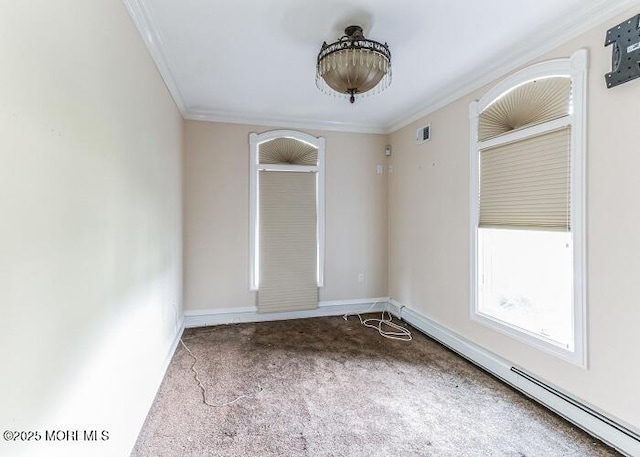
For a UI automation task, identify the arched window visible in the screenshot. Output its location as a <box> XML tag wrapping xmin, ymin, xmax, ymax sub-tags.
<box><xmin>249</xmin><ymin>130</ymin><xmax>325</xmax><ymax>313</ymax></box>
<box><xmin>469</xmin><ymin>50</ymin><xmax>587</xmax><ymax>366</ymax></box>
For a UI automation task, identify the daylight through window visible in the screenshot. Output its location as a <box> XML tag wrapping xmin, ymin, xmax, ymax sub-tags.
<box><xmin>469</xmin><ymin>50</ymin><xmax>587</xmax><ymax>365</ymax></box>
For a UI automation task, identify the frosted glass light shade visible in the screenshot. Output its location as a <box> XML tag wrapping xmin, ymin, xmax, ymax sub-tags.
<box><xmin>316</xmin><ymin>26</ymin><xmax>391</xmax><ymax>103</ymax></box>
<box><xmin>319</xmin><ymin>48</ymin><xmax>389</xmax><ymax>94</ymax></box>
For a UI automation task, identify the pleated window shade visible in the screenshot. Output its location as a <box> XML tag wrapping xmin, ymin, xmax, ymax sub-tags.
<box><xmin>259</xmin><ymin>137</ymin><xmax>318</xmax><ymax>165</ymax></box>
<box><xmin>478</xmin><ymin>77</ymin><xmax>571</xmax><ymax>141</ymax></box>
<box><xmin>258</xmin><ymin>171</ymin><xmax>318</xmax><ymax>312</ymax></box>
<box><xmin>479</xmin><ymin>127</ymin><xmax>571</xmax><ymax>231</ymax></box>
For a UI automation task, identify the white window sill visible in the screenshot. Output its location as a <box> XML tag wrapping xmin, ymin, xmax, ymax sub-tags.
<box><xmin>471</xmin><ymin>310</ymin><xmax>587</xmax><ymax>368</ymax></box>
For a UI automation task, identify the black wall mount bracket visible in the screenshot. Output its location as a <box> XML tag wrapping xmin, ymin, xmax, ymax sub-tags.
<box><xmin>604</xmin><ymin>14</ymin><xmax>640</xmax><ymax>88</ymax></box>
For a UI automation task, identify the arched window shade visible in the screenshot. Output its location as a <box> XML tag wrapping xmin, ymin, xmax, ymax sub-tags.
<box><xmin>469</xmin><ymin>50</ymin><xmax>588</xmax><ymax>366</ymax></box>
<box><xmin>259</xmin><ymin>137</ymin><xmax>318</xmax><ymax>165</ymax></box>
<box><xmin>249</xmin><ymin>130</ymin><xmax>326</xmax><ymax>313</ymax></box>
<box><xmin>478</xmin><ymin>77</ymin><xmax>571</xmax><ymax>141</ymax></box>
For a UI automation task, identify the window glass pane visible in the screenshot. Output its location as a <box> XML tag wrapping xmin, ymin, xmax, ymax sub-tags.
<box><xmin>478</xmin><ymin>228</ymin><xmax>573</xmax><ymax>349</ymax></box>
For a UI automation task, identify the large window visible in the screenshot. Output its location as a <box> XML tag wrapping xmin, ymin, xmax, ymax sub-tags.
<box><xmin>469</xmin><ymin>50</ymin><xmax>587</xmax><ymax>366</ymax></box>
<box><xmin>249</xmin><ymin>130</ymin><xmax>325</xmax><ymax>313</ymax></box>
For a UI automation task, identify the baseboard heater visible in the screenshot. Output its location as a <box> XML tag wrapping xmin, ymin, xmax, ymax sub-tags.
<box><xmin>393</xmin><ymin>303</ymin><xmax>640</xmax><ymax>455</ymax></box>
<box><xmin>510</xmin><ymin>367</ymin><xmax>640</xmax><ymax>445</ymax></box>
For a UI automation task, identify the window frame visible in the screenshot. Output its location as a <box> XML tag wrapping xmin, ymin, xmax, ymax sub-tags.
<box><xmin>249</xmin><ymin>130</ymin><xmax>326</xmax><ymax>291</ymax></box>
<box><xmin>469</xmin><ymin>50</ymin><xmax>588</xmax><ymax>367</ymax></box>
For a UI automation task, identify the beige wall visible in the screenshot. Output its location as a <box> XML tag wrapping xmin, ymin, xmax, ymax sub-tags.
<box><xmin>0</xmin><ymin>1</ymin><xmax>183</xmax><ymax>456</ymax></box>
<box><xmin>389</xmin><ymin>7</ymin><xmax>640</xmax><ymax>430</ymax></box>
<box><xmin>184</xmin><ymin>121</ymin><xmax>388</xmax><ymax>311</ymax></box>
<box><xmin>2</xmin><ymin>1</ymin><xmax>636</xmax><ymax>454</ymax></box>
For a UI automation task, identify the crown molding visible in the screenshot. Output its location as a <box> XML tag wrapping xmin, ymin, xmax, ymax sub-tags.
<box><xmin>184</xmin><ymin>109</ymin><xmax>389</xmax><ymax>135</ymax></box>
<box><xmin>121</xmin><ymin>0</ymin><xmax>188</xmax><ymax>115</ymax></box>
<box><xmin>387</xmin><ymin>0</ymin><xmax>640</xmax><ymax>133</ymax></box>
<box><xmin>125</xmin><ymin>0</ymin><xmax>639</xmax><ymax>135</ymax></box>
<box><xmin>123</xmin><ymin>0</ymin><xmax>386</xmax><ymax>134</ymax></box>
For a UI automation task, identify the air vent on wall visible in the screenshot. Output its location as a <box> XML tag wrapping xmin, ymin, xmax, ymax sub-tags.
<box><xmin>416</xmin><ymin>124</ymin><xmax>431</xmax><ymax>144</ymax></box>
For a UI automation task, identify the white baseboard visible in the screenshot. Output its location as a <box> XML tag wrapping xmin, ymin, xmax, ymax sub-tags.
<box><xmin>389</xmin><ymin>299</ymin><xmax>640</xmax><ymax>457</ymax></box>
<box><xmin>184</xmin><ymin>297</ymin><xmax>390</xmax><ymax>328</ymax></box>
<box><xmin>165</xmin><ymin>316</ymin><xmax>185</xmax><ymax>371</ymax></box>
<box><xmin>127</xmin><ymin>317</ymin><xmax>185</xmax><ymax>456</ymax></box>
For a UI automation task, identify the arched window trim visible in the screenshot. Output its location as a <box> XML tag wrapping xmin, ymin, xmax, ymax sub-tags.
<box><xmin>249</xmin><ymin>130</ymin><xmax>326</xmax><ymax>291</ymax></box>
<box><xmin>469</xmin><ymin>49</ymin><xmax>588</xmax><ymax>367</ymax></box>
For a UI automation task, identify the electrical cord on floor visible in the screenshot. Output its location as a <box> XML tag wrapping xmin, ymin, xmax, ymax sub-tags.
<box><xmin>343</xmin><ymin>302</ymin><xmax>412</xmax><ymax>341</ymax></box>
<box><xmin>180</xmin><ymin>339</ymin><xmax>263</xmax><ymax>407</ymax></box>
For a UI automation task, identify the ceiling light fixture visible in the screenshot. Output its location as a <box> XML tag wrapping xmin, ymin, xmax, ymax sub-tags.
<box><xmin>316</xmin><ymin>25</ymin><xmax>391</xmax><ymax>104</ymax></box>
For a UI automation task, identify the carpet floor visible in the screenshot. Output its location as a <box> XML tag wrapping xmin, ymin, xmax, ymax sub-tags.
<box><xmin>131</xmin><ymin>315</ymin><xmax>620</xmax><ymax>457</ymax></box>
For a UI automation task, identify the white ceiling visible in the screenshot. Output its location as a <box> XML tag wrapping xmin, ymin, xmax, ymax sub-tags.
<box><xmin>125</xmin><ymin>0</ymin><xmax>636</xmax><ymax>133</ymax></box>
